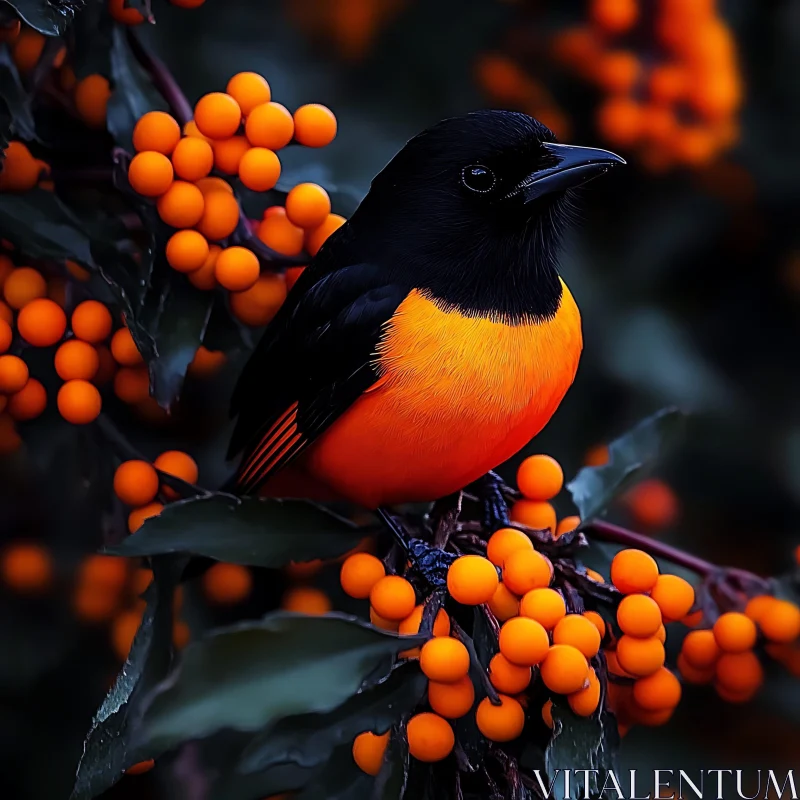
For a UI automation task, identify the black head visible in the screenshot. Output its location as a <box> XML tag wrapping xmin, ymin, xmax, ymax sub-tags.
<box><xmin>341</xmin><ymin>110</ymin><xmax>624</xmax><ymax>322</ymax></box>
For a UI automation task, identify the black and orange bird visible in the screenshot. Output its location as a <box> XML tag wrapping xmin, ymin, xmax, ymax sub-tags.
<box><xmin>227</xmin><ymin>111</ymin><xmax>623</xmax><ymax>523</ymax></box>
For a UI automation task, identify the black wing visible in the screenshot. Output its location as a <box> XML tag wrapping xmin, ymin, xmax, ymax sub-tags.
<box><xmin>227</xmin><ymin>262</ymin><xmax>408</xmax><ymax>494</ymax></box>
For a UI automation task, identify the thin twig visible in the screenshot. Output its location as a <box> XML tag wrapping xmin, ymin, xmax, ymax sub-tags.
<box><xmin>452</xmin><ymin>620</ymin><xmax>500</xmax><ymax>705</ymax></box>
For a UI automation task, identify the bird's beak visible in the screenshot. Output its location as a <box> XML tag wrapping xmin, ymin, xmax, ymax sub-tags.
<box><xmin>521</xmin><ymin>143</ymin><xmax>625</xmax><ymax>203</ymax></box>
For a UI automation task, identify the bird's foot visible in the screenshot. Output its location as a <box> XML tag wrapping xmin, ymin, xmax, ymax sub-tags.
<box><xmin>470</xmin><ymin>471</ymin><xmax>511</xmax><ymax>533</ymax></box>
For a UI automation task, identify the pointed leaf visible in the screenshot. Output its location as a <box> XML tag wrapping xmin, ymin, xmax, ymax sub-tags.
<box><xmin>137</xmin><ymin>613</ymin><xmax>426</xmax><ymax>755</ymax></box>
<box><xmin>239</xmin><ymin>662</ymin><xmax>426</xmax><ymax>774</ymax></box>
<box><xmin>566</xmin><ymin>407</ymin><xmax>685</xmax><ymax>523</ymax></box>
<box><xmin>6</xmin><ymin>0</ymin><xmax>82</xmax><ymax>35</ymax></box>
<box><xmin>0</xmin><ymin>49</ymin><xmax>35</xmax><ymax>140</ymax></box>
<box><xmin>71</xmin><ymin>557</ymin><xmax>185</xmax><ymax>800</ymax></box>
<box><xmin>105</xmin><ymin>493</ymin><xmax>367</xmax><ymax>567</ymax></box>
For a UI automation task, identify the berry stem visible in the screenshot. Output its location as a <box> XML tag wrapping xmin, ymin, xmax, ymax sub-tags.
<box><xmin>451</xmin><ymin>619</ymin><xmax>501</xmax><ymax>705</ymax></box>
<box><xmin>126</xmin><ymin>29</ymin><xmax>193</xmax><ymax>126</ymax></box>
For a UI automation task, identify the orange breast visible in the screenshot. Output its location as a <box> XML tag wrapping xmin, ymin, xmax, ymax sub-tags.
<box><xmin>304</xmin><ymin>282</ymin><xmax>583</xmax><ymax>507</ymax></box>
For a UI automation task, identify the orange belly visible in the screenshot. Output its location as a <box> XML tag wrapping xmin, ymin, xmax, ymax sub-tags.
<box><xmin>272</xmin><ymin>282</ymin><xmax>583</xmax><ymax>508</ymax></box>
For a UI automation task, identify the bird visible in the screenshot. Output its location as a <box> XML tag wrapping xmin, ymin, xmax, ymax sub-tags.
<box><xmin>227</xmin><ymin>110</ymin><xmax>623</xmax><ymax>517</ymax></box>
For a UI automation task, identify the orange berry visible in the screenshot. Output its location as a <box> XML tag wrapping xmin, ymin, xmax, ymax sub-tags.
<box><xmin>552</xmin><ymin>613</ymin><xmax>602</xmax><ymax>658</ymax></box>
<box><xmin>715</xmin><ymin>651</ymin><xmax>763</xmax><ymax>694</ymax></box>
<box><xmin>71</xmin><ymin>300</ymin><xmax>113</xmax><ymax>343</ymax></box>
<box><xmin>285</xmin><ymin>183</ymin><xmax>331</xmax><ymax>229</ymax></box>
<box><xmin>114</xmin><ymin>367</ymin><xmax>149</xmax><ymax>404</ymax></box>
<box><xmin>625</xmin><ymin>479</ymin><xmax>679</xmax><ymax>528</ymax></box>
<box><xmin>0</xmin><ymin>302</ymin><xmax>11</xmax><ymax>326</ymax></box>
<box><xmin>214</xmin><ymin>246</ymin><xmax>260</xmax><ymax>292</ymax></box>
<box><xmin>610</xmin><ymin>549</ymin><xmax>659</xmax><ymax>594</ymax></box>
<box><xmin>281</xmin><ymin>586</ymin><xmax>331</xmax><ymax>615</ymax></box>
<box><xmin>11</xmin><ymin>29</ymin><xmax>44</xmax><ymax>73</ymax></box>
<box><xmin>188</xmin><ymin>245</ymin><xmax>220</xmax><ymax>291</ymax></box>
<box><xmin>501</xmin><ymin>548</ymin><xmax>552</xmax><ymax>595</ymax></box>
<box><xmin>166</xmin><ymin>230</ymin><xmax>209</xmax><ymax>273</ymax></box>
<box><xmin>486</xmin><ymin>527</ymin><xmax>533</xmax><ymax>567</ymax></box>
<box><xmin>516</xmin><ymin>454</ymin><xmax>563</xmax><ymax>501</ymax></box>
<box><xmin>128</xmin><ymin>502</ymin><xmax>164</xmax><ymax>533</ymax></box>
<box><xmin>541</xmin><ymin>644</ymin><xmax>590</xmax><ymax>694</ymax></box>
<box><xmin>583</xmin><ymin>610</ymin><xmax>606</xmax><ymax>639</ymax></box>
<box><xmin>447</xmin><ymin>555</ymin><xmax>498</xmax><ymax>605</ymax></box>
<box><xmin>57</xmin><ymin>379</ymin><xmax>102</xmax><ymax>424</ymax></box>
<box><xmin>110</xmin><ymin>328</ymin><xmax>143</xmax><ymax>366</ymax></box>
<box><xmin>681</xmin><ymin>629</ymin><xmax>720</xmax><ymax>669</ymax></box>
<box><xmin>73</xmin><ymin>583</ymin><xmax>121</xmax><ymax>623</ymax></box>
<box><xmin>597</xmin><ymin>51</ymin><xmax>641</xmax><ymax>94</ymax></box>
<box><xmin>293</xmin><ymin>104</ymin><xmax>337</xmax><ymax>148</ymax></box>
<box><xmin>398</xmin><ymin>605</ymin><xmax>450</xmax><ymax>637</ymax></box>
<box><xmin>340</xmin><ymin>552</ymin><xmax>386</xmax><ymax>599</ymax></box>
<box><xmin>542</xmin><ymin>699</ymin><xmax>554</xmax><ymax>728</ymax></box>
<box><xmin>128</xmin><ymin>151</ymin><xmax>173</xmax><ymax>197</ymax></box>
<box><xmin>715</xmin><ymin>682</ymin><xmax>759</xmax><ymax>704</ymax></box>
<box><xmin>171</xmin><ymin>136</ymin><xmax>214</xmax><ymax>182</ymax></box>
<box><xmin>488</xmin><ymin>583</ymin><xmax>520</xmax><ymax>622</ymax></box>
<box><xmin>109</xmin><ymin>0</ymin><xmax>145</xmax><ymax>24</ymax></box>
<box><xmin>519</xmin><ymin>587</ymin><xmax>566</xmax><ymax>630</ymax></box>
<box><xmin>113</xmin><ymin>460</ymin><xmax>159</xmax><ymax>507</ymax></box>
<box><xmin>75</xmin><ymin>75</ymin><xmax>111</xmax><ymax>129</ymax></box>
<box><xmin>0</xmin><ymin>319</ymin><xmax>11</xmax><ymax>354</ymax></box>
<box><xmin>194</xmin><ymin>92</ymin><xmax>242</xmax><ymax>140</ymax></box>
<box><xmin>94</xmin><ymin>345</ymin><xmax>116</xmax><ymax>386</ymax></box>
<box><xmin>476</xmin><ymin>694</ymin><xmax>525</xmax><ymax>742</ymax></box>
<box><xmin>0</xmin><ymin>355</ymin><xmax>29</xmax><ymax>394</ymax></box>
<box><xmin>4</xmin><ymin>267</ymin><xmax>46</xmax><ymax>309</ymax></box>
<box><xmin>202</xmin><ymin>563</ymin><xmax>253</xmax><ymax>605</ymax></box>
<box><xmin>55</xmin><ymin>340</ymin><xmax>99</xmax><ymax>381</ymax></box>
<box><xmin>0</xmin><ymin>414</ymin><xmax>20</xmax><ymax>454</ymax></box>
<box><xmin>427</xmin><ymin>675</ymin><xmax>474</xmax><ymax>719</ymax></box>
<box><xmin>676</xmin><ymin>653</ymin><xmax>715</xmax><ymax>684</ymax></box>
<box><xmin>488</xmin><ymin>653</ymin><xmax>531</xmax><ymax>694</ymax></box>
<box><xmin>154</xmin><ymin>450</ymin><xmax>198</xmax><ymax>496</ymax></box>
<box><xmin>196</xmin><ymin>176</ymin><xmax>233</xmax><ymax>195</ymax></box>
<box><xmin>650</xmin><ymin>574</ymin><xmax>695</xmax><ymax>621</ymax></box>
<box><xmin>744</xmin><ymin>594</ymin><xmax>773</xmax><ymax>623</ymax></box>
<box><xmin>369</xmin><ymin>607</ymin><xmax>399</xmax><ymax>631</ymax></box>
<box><xmin>2</xmin><ymin>543</ymin><xmax>53</xmax><ymax>593</ymax></box>
<box><xmin>213</xmin><ymin>136</ymin><xmax>250</xmax><ymax>175</ymax></box>
<box><xmin>257</xmin><ymin>211</ymin><xmax>305</xmax><ymax>257</ymax></box>
<box><xmin>229</xmin><ymin>273</ymin><xmax>287</xmax><ymax>327</ymax></box>
<box><xmin>406</xmin><ymin>712</ymin><xmax>454</xmax><ymax>762</ymax></box>
<box><xmin>617</xmin><ymin>594</ymin><xmax>663</xmax><ymax>638</ymax></box>
<box><xmin>0</xmin><ymin>141</ymin><xmax>40</xmax><ymax>191</ymax></box>
<box><xmin>556</xmin><ymin>516</ymin><xmax>580</xmax><ymax>537</ymax></box>
<box><xmin>245</xmin><ymin>102</ymin><xmax>294</xmax><ymax>150</ymax></box>
<box><xmin>112</xmin><ymin>609</ymin><xmax>142</xmax><ymax>660</ymax></box>
<box><xmin>226</xmin><ymin>72</ymin><xmax>271</xmax><ymax>117</ymax></box>
<box><xmin>197</xmin><ymin>190</ymin><xmax>240</xmax><ymax>241</ymax></box>
<box><xmin>509</xmin><ymin>500</ymin><xmax>557</xmax><ymax>532</ymax></box>
<box><xmin>616</xmin><ymin>635</ymin><xmax>665</xmax><ymax>677</ymax></box>
<box><xmin>7</xmin><ymin>378</ymin><xmax>46</xmax><ymax>421</ymax></box>
<box><xmin>237</xmin><ymin>146</ymin><xmax>281</xmax><ymax>191</ymax></box>
<box><xmin>17</xmin><ymin>298</ymin><xmax>66</xmax><ymax>346</ymax></box>
<box><xmin>649</xmin><ymin>64</ymin><xmax>687</xmax><ymax>104</ymax></box>
<box><xmin>133</xmin><ymin>111</ymin><xmax>181</xmax><ymax>155</ymax></box>
<box><xmin>713</xmin><ymin>612</ymin><xmax>757</xmax><ymax>653</ymax></box>
<box><xmin>596</xmin><ymin>97</ymin><xmax>643</xmax><ymax>148</ymax></box>
<box><xmin>420</xmin><ymin>637</ymin><xmax>470</xmax><ymax>683</ymax></box>
<box><xmin>187</xmin><ymin>346</ymin><xmax>225</xmax><ymax>378</ymax></box>
<box><xmin>352</xmin><ymin>731</ymin><xmax>389</xmax><ymax>776</ymax></box>
<box><xmin>78</xmin><ymin>554</ymin><xmax>128</xmax><ymax>592</ymax></box>
<box><xmin>305</xmin><ymin>213</ymin><xmax>346</xmax><ymax>256</ymax></box>
<box><xmin>157</xmin><ymin>181</ymin><xmax>205</xmax><ymax>229</ymax></box>
<box><xmin>369</xmin><ymin>575</ymin><xmax>415</xmax><ymax>621</ymax></box>
<box><xmin>569</xmin><ymin>668</ymin><xmax>601</xmax><ymax>716</ymax></box>
<box><xmin>633</xmin><ymin>667</ymin><xmax>681</xmax><ymax>711</ymax></box>
<box><xmin>589</xmin><ymin>0</ymin><xmax>638</xmax><ymax>34</ymax></box>
<box><xmin>751</xmin><ymin>597</ymin><xmax>800</xmax><ymax>643</ymax></box>
<box><xmin>498</xmin><ymin>616</ymin><xmax>549</xmax><ymax>666</ymax></box>
<box><xmin>683</xmin><ymin>609</ymin><xmax>704</xmax><ymax>627</ymax></box>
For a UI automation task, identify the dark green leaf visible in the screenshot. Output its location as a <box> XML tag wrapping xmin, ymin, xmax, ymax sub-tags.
<box><xmin>212</xmin><ymin>760</ymin><xmax>315</xmax><ymax>800</ymax></box>
<box><xmin>107</xmin><ymin>25</ymin><xmax>166</xmax><ymax>151</ymax></box>
<box><xmin>239</xmin><ymin>662</ymin><xmax>426</xmax><ymax>774</ymax></box>
<box><xmin>137</xmin><ymin>613</ymin><xmax>426</xmax><ymax>756</ymax></box>
<box><xmin>6</xmin><ymin>0</ymin><xmax>81</xmax><ymax>35</ymax></box>
<box><xmin>71</xmin><ymin>557</ymin><xmax>185</xmax><ymax>800</ymax></box>
<box><xmin>147</xmin><ymin>280</ymin><xmax>214</xmax><ymax>407</ymax></box>
<box><xmin>294</xmin><ymin>742</ymin><xmax>374</xmax><ymax>800</ymax></box>
<box><xmin>566</xmin><ymin>407</ymin><xmax>685</xmax><ymax>523</ymax></box>
<box><xmin>0</xmin><ymin>49</ymin><xmax>36</xmax><ymax>140</ymax></box>
<box><xmin>105</xmin><ymin>493</ymin><xmax>367</xmax><ymax>567</ymax></box>
<box><xmin>544</xmin><ymin>703</ymin><xmax>620</xmax><ymax>800</ymax></box>
<box><xmin>371</xmin><ymin>726</ymin><xmax>409</xmax><ymax>800</ymax></box>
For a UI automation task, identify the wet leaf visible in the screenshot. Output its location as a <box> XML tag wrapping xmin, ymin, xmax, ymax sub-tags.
<box><xmin>105</xmin><ymin>493</ymin><xmax>366</xmax><ymax>567</ymax></box>
<box><xmin>6</xmin><ymin>0</ymin><xmax>82</xmax><ymax>35</ymax></box>
<box><xmin>566</xmin><ymin>407</ymin><xmax>685</xmax><ymax>523</ymax></box>
<box><xmin>71</xmin><ymin>557</ymin><xmax>185</xmax><ymax>800</ymax></box>
<box><xmin>136</xmin><ymin>613</ymin><xmax>425</xmax><ymax>756</ymax></box>
<box><xmin>0</xmin><ymin>49</ymin><xmax>35</xmax><ymax>140</ymax></box>
<box><xmin>239</xmin><ymin>662</ymin><xmax>426</xmax><ymax>774</ymax></box>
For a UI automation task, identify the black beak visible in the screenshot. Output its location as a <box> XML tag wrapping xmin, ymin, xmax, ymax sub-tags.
<box><xmin>521</xmin><ymin>143</ymin><xmax>625</xmax><ymax>203</ymax></box>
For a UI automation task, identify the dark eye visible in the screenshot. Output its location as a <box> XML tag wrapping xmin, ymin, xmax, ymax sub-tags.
<box><xmin>461</xmin><ymin>164</ymin><xmax>496</xmax><ymax>193</ymax></box>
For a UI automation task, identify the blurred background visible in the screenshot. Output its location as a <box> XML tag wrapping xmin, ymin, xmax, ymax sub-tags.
<box><xmin>1</xmin><ymin>0</ymin><xmax>799</xmax><ymax>796</ymax></box>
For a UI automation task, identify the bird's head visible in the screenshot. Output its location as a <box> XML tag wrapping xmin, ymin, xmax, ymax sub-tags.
<box><xmin>346</xmin><ymin>110</ymin><xmax>624</xmax><ymax>319</ymax></box>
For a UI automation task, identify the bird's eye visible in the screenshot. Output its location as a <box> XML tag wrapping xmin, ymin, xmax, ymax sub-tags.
<box><xmin>461</xmin><ymin>164</ymin><xmax>496</xmax><ymax>193</ymax></box>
